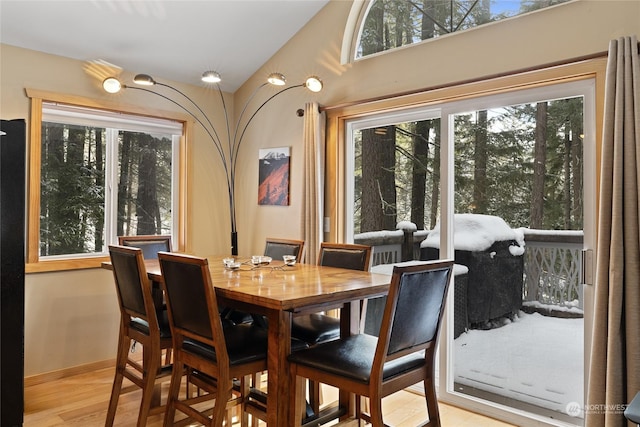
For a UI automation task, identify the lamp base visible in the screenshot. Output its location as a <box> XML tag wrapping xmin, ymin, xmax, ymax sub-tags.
<box><xmin>231</xmin><ymin>231</ymin><xmax>238</xmax><ymax>256</ymax></box>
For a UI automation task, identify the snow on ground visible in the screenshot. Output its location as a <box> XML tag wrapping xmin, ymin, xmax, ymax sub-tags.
<box><xmin>372</xmin><ymin>216</ymin><xmax>583</xmax><ymax>423</ymax></box>
<box><xmin>454</xmin><ymin>311</ymin><xmax>584</xmax><ymax>418</ymax></box>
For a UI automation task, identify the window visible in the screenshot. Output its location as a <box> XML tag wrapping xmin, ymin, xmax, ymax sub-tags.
<box><xmin>354</xmin><ymin>0</ymin><xmax>570</xmax><ymax>60</ymax></box>
<box><xmin>346</xmin><ymin>108</ymin><xmax>441</xmax><ymax>238</ymax></box>
<box><xmin>27</xmin><ymin>90</ymin><xmax>187</xmax><ymax>272</ymax></box>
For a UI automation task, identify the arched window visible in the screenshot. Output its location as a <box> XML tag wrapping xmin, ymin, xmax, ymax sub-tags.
<box><xmin>350</xmin><ymin>0</ymin><xmax>569</xmax><ymax>60</ymax></box>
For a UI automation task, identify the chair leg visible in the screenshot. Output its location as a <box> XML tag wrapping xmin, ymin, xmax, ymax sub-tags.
<box><xmin>163</xmin><ymin>359</ymin><xmax>184</xmax><ymax>427</ymax></box>
<box><xmin>250</xmin><ymin>371</ymin><xmax>264</xmax><ymax>427</ymax></box>
<box><xmin>424</xmin><ymin>376</ymin><xmax>441</xmax><ymax>427</ymax></box>
<box><xmin>137</xmin><ymin>346</ymin><xmax>161</xmax><ymax>427</ymax></box>
<box><xmin>368</xmin><ymin>391</ymin><xmax>385</xmax><ymax>427</ymax></box>
<box><xmin>308</xmin><ymin>380</ymin><xmax>321</xmax><ymax>415</ymax></box>
<box><xmin>356</xmin><ymin>395</ymin><xmax>371</xmax><ymax>419</ymax></box>
<box><xmin>226</xmin><ymin>408</ymin><xmax>234</xmax><ymax>426</ymax></box>
<box><xmin>105</xmin><ymin>334</ymin><xmax>130</xmax><ymax>427</ymax></box>
<box><xmin>212</xmin><ymin>383</ymin><xmax>232</xmax><ymax>427</ymax></box>
<box><xmin>289</xmin><ymin>372</ymin><xmax>306</xmax><ymax>426</ymax></box>
<box><xmin>238</xmin><ymin>375</ymin><xmax>251</xmax><ymax>427</ymax></box>
<box><xmin>251</xmin><ymin>409</ymin><xmax>261</xmax><ymax>427</ymax></box>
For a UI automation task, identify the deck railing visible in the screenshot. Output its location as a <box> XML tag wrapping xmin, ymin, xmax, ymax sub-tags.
<box><xmin>354</xmin><ymin>227</ymin><xmax>584</xmax><ymax>312</ymax></box>
<box><xmin>519</xmin><ymin>229</ymin><xmax>584</xmax><ymax>311</ymax></box>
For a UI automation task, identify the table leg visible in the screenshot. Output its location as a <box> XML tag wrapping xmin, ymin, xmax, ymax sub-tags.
<box><xmin>266</xmin><ymin>308</ymin><xmax>292</xmax><ymax>426</ymax></box>
<box><xmin>337</xmin><ymin>301</ymin><xmax>360</xmax><ymax>419</ymax></box>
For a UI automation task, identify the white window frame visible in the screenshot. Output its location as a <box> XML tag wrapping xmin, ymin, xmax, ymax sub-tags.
<box><xmin>26</xmin><ymin>89</ymin><xmax>189</xmax><ymax>272</ymax></box>
<box><xmin>39</xmin><ymin>103</ymin><xmax>182</xmax><ymax>260</ymax></box>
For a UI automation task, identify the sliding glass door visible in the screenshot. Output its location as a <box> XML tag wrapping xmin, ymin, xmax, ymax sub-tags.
<box><xmin>345</xmin><ymin>79</ymin><xmax>596</xmax><ymax>426</ymax></box>
<box><xmin>441</xmin><ymin>80</ymin><xmax>595</xmax><ymax>426</ymax></box>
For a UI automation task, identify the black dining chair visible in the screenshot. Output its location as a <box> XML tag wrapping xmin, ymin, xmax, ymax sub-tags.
<box><xmin>288</xmin><ymin>260</ymin><xmax>454</xmax><ymax>427</ymax></box>
<box><xmin>264</xmin><ymin>237</ymin><xmax>305</xmax><ymax>263</ymax></box>
<box><xmin>158</xmin><ymin>252</ymin><xmax>269</xmax><ymax>427</ymax></box>
<box><xmin>290</xmin><ymin>242</ymin><xmax>372</xmax><ymax>415</ymax></box>
<box><xmin>119</xmin><ymin>234</ymin><xmax>174</xmax><ymax>362</ymax></box>
<box><xmin>118</xmin><ymin>234</ymin><xmax>172</xmax><ymax>259</ymax></box>
<box><xmin>105</xmin><ymin>245</ymin><xmax>173</xmax><ymax>427</ymax></box>
<box><xmin>223</xmin><ymin>237</ymin><xmax>306</xmax><ymax>326</ymax></box>
<box><xmin>291</xmin><ymin>242</ymin><xmax>372</xmax><ymax>345</ymax></box>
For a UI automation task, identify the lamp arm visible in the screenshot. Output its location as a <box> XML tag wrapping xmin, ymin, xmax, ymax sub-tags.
<box><xmin>156</xmin><ymin>81</ymin><xmax>227</xmax><ymax>158</ymax></box>
<box><xmin>231</xmin><ymin>82</ymin><xmax>270</xmax><ymax>157</ymax></box>
<box><xmin>124</xmin><ymin>86</ymin><xmax>227</xmax><ymax>166</ymax></box>
<box><xmin>205</xmin><ymin>83</ymin><xmax>239</xmax><ymax>232</ymax></box>
<box><xmin>126</xmin><ymin>86</ymin><xmax>234</xmax><ymax>211</ymax></box>
<box><xmin>153</xmin><ymin>81</ymin><xmax>237</xmax><ymax>233</ymax></box>
<box><xmin>213</xmin><ymin>83</ymin><xmax>232</xmax><ymax>156</ymax></box>
<box><xmin>224</xmin><ymin>81</ymin><xmax>271</xmax><ymax>220</ymax></box>
<box><xmin>230</xmin><ymin>84</ymin><xmax>303</xmax><ymax>183</ymax></box>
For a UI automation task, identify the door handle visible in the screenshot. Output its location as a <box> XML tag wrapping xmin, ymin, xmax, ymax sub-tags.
<box><xmin>581</xmin><ymin>249</ymin><xmax>593</xmax><ymax>286</ymax></box>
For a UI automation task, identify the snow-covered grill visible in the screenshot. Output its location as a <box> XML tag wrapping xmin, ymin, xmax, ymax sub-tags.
<box><xmin>420</xmin><ymin>214</ymin><xmax>525</xmax><ymax>329</ymax></box>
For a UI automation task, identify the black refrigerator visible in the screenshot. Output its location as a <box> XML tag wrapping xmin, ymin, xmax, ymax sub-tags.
<box><xmin>0</xmin><ymin>119</ymin><xmax>26</xmax><ymax>426</ymax></box>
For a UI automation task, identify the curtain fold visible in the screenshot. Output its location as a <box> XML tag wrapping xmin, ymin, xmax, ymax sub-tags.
<box><xmin>301</xmin><ymin>102</ymin><xmax>326</xmax><ymax>264</ymax></box>
<box><xmin>587</xmin><ymin>35</ymin><xmax>640</xmax><ymax>427</ymax></box>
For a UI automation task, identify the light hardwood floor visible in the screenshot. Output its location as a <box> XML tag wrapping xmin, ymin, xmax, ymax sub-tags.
<box><xmin>24</xmin><ymin>362</ymin><xmax>515</xmax><ymax>426</ymax></box>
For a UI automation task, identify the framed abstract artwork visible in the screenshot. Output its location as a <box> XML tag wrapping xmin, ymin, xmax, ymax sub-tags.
<box><xmin>258</xmin><ymin>146</ymin><xmax>290</xmax><ymax>206</ymax></box>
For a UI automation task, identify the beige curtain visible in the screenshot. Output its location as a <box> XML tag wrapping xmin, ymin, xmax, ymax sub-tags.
<box><xmin>587</xmin><ymin>35</ymin><xmax>640</xmax><ymax>427</ymax></box>
<box><xmin>301</xmin><ymin>102</ymin><xmax>326</xmax><ymax>264</ymax></box>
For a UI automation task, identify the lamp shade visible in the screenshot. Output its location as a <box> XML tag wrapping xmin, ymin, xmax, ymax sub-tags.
<box><xmin>201</xmin><ymin>71</ymin><xmax>221</xmax><ymax>83</ymax></box>
<box><xmin>102</xmin><ymin>77</ymin><xmax>122</xmax><ymax>94</ymax></box>
<box><xmin>305</xmin><ymin>76</ymin><xmax>323</xmax><ymax>93</ymax></box>
<box><xmin>133</xmin><ymin>74</ymin><xmax>156</xmax><ymax>86</ymax></box>
<box><xmin>267</xmin><ymin>73</ymin><xmax>286</xmax><ymax>86</ymax></box>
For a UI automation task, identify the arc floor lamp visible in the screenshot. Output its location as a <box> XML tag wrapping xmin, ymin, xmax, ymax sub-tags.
<box><xmin>103</xmin><ymin>72</ymin><xmax>322</xmax><ymax>255</ymax></box>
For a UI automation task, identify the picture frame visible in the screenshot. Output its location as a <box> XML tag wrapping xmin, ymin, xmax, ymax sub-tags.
<box><xmin>258</xmin><ymin>146</ymin><xmax>290</xmax><ymax>206</ymax></box>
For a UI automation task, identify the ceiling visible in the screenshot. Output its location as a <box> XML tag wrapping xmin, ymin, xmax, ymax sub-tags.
<box><xmin>0</xmin><ymin>0</ymin><xmax>329</xmax><ymax>92</ymax></box>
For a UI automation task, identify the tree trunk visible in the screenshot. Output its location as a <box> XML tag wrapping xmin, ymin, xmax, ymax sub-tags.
<box><xmin>64</xmin><ymin>127</ymin><xmax>85</xmax><ymax>253</ymax></box>
<box><xmin>472</xmin><ymin>110</ymin><xmax>488</xmax><ymax>213</ymax></box>
<box><xmin>40</xmin><ymin>125</ymin><xmax>63</xmax><ymax>255</ymax></box>
<box><xmin>94</xmin><ymin>129</ymin><xmax>104</xmax><ymax>251</ymax></box>
<box><xmin>361</xmin><ymin>126</ymin><xmax>397</xmax><ymax>232</ymax></box>
<box><xmin>362</xmin><ymin>0</ymin><xmax>384</xmax><ymax>55</ymax></box>
<box><xmin>571</xmin><ymin>119</ymin><xmax>583</xmax><ymax>229</ymax></box>
<box><xmin>136</xmin><ymin>134</ymin><xmax>159</xmax><ymax>235</ymax></box>
<box><xmin>422</xmin><ymin>0</ymin><xmax>435</xmax><ymax>39</ymax></box>
<box><xmin>411</xmin><ymin>120</ymin><xmax>430</xmax><ymax>229</ymax></box>
<box><xmin>530</xmin><ymin>102</ymin><xmax>547</xmax><ymax>228</ymax></box>
<box><xmin>429</xmin><ymin>121</ymin><xmax>441</xmax><ymax>229</ymax></box>
<box><xmin>563</xmin><ymin>121</ymin><xmax>572</xmax><ymax>229</ymax></box>
<box><xmin>117</xmin><ymin>132</ymin><xmax>132</xmax><ymax>236</ymax></box>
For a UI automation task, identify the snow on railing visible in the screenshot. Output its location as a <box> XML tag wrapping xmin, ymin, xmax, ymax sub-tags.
<box><xmin>355</xmin><ymin>223</ymin><xmax>583</xmax><ymax>313</ymax></box>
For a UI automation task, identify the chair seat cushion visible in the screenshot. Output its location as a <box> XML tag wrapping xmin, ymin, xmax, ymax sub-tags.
<box><xmin>130</xmin><ymin>309</ymin><xmax>171</xmax><ymax>339</ymax></box>
<box><xmin>227</xmin><ymin>309</ymin><xmax>254</xmax><ymax>325</ymax></box>
<box><xmin>182</xmin><ymin>324</ymin><xmax>269</xmax><ymax>365</ymax></box>
<box><xmin>291</xmin><ymin>313</ymin><xmax>340</xmax><ymax>345</ymax></box>
<box><xmin>288</xmin><ymin>335</ymin><xmax>426</xmax><ymax>383</ymax></box>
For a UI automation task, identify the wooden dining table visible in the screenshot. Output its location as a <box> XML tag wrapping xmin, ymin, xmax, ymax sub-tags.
<box><xmin>103</xmin><ymin>254</ymin><xmax>391</xmax><ymax>426</ymax></box>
